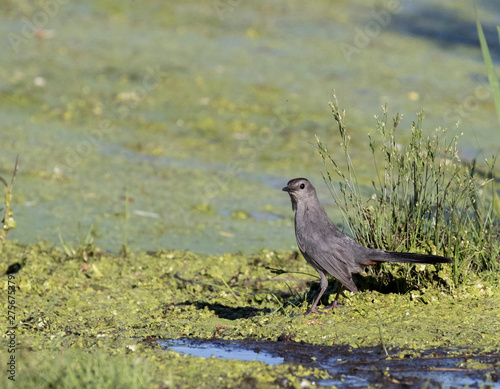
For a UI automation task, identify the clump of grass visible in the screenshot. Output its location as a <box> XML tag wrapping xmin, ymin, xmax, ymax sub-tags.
<box><xmin>316</xmin><ymin>95</ymin><xmax>499</xmax><ymax>287</ymax></box>
<box><xmin>58</xmin><ymin>223</ymin><xmax>100</xmax><ymax>261</ymax></box>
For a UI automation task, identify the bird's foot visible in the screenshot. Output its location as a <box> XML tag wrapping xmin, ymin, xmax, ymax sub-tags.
<box><xmin>304</xmin><ymin>307</ymin><xmax>325</xmax><ymax>315</ymax></box>
<box><xmin>323</xmin><ymin>301</ymin><xmax>345</xmax><ymax>310</ymax></box>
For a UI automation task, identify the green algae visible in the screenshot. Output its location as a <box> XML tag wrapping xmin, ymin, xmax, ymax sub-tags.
<box><xmin>1</xmin><ymin>241</ymin><xmax>499</xmax><ymax>387</ymax></box>
<box><xmin>2</xmin><ymin>2</ymin><xmax>500</xmax><ymax>386</ymax></box>
<box><xmin>0</xmin><ymin>346</ymin><xmax>330</xmax><ymax>389</ymax></box>
<box><xmin>2</xmin><ymin>1</ymin><xmax>500</xmax><ymax>255</ymax></box>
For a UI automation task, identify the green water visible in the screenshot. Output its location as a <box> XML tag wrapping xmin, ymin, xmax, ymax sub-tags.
<box><xmin>1</xmin><ymin>0</ymin><xmax>499</xmax><ymax>254</ymax></box>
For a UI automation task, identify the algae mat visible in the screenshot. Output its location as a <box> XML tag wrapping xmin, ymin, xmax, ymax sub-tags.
<box><xmin>2</xmin><ymin>0</ymin><xmax>500</xmax><ymax>255</ymax></box>
<box><xmin>1</xmin><ymin>242</ymin><xmax>499</xmax><ymax>387</ymax></box>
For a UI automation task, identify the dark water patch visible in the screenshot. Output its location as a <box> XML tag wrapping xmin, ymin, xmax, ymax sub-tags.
<box><xmin>159</xmin><ymin>338</ymin><xmax>284</xmax><ymax>366</ymax></box>
<box><xmin>391</xmin><ymin>4</ymin><xmax>500</xmax><ymax>61</ymax></box>
<box><xmin>158</xmin><ymin>337</ymin><xmax>499</xmax><ymax>389</ymax></box>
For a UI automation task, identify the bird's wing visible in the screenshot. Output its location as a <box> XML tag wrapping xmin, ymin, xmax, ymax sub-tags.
<box><xmin>313</xmin><ymin>251</ymin><xmax>359</xmax><ymax>293</ymax></box>
<box><xmin>295</xmin><ymin>207</ymin><xmax>366</xmax><ymax>292</ymax></box>
<box><xmin>297</xmin><ymin>220</ymin><xmax>364</xmax><ymax>292</ymax></box>
<box><xmin>301</xmin><ymin>238</ymin><xmax>359</xmax><ymax>293</ymax></box>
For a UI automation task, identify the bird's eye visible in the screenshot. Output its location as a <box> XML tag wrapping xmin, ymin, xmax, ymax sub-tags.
<box><xmin>300</xmin><ymin>183</ymin><xmax>305</xmax><ymax>189</ymax></box>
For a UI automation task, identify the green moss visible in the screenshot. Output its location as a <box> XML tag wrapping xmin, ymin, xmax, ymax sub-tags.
<box><xmin>0</xmin><ymin>242</ymin><xmax>499</xmax><ymax>387</ymax></box>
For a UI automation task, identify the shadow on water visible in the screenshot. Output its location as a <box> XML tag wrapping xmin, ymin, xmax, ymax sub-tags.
<box><xmin>158</xmin><ymin>337</ymin><xmax>500</xmax><ymax>389</ymax></box>
<box><xmin>392</xmin><ymin>4</ymin><xmax>500</xmax><ymax>61</ymax></box>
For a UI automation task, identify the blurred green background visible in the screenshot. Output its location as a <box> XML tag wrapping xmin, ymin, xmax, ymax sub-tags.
<box><xmin>1</xmin><ymin>0</ymin><xmax>499</xmax><ymax>254</ymax></box>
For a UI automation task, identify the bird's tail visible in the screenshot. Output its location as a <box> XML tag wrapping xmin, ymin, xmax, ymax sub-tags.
<box><xmin>371</xmin><ymin>250</ymin><xmax>451</xmax><ymax>264</ymax></box>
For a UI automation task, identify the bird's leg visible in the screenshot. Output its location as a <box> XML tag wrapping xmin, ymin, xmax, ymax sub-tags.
<box><xmin>304</xmin><ymin>287</ymin><xmax>326</xmax><ymax>315</ymax></box>
<box><xmin>324</xmin><ymin>284</ymin><xmax>344</xmax><ymax>309</ymax></box>
<box><xmin>304</xmin><ymin>271</ymin><xmax>328</xmax><ymax>315</ymax></box>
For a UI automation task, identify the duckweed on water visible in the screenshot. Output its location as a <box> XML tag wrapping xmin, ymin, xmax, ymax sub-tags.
<box><xmin>3</xmin><ymin>1</ymin><xmax>500</xmax><ymax>256</ymax></box>
<box><xmin>1</xmin><ymin>241</ymin><xmax>499</xmax><ymax>387</ymax></box>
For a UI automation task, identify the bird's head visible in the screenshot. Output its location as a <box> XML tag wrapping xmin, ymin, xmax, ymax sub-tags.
<box><xmin>282</xmin><ymin>178</ymin><xmax>317</xmax><ymax>211</ymax></box>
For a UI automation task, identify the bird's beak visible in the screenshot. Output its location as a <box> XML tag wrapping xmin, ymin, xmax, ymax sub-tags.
<box><xmin>282</xmin><ymin>186</ymin><xmax>290</xmax><ymax>192</ymax></box>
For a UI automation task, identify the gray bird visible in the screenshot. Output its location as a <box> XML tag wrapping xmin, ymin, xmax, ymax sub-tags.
<box><xmin>282</xmin><ymin>178</ymin><xmax>451</xmax><ymax>315</ymax></box>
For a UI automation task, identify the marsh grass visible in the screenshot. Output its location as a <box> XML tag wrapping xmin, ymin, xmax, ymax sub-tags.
<box><xmin>120</xmin><ymin>187</ymin><xmax>131</xmax><ymax>257</ymax></box>
<box><xmin>476</xmin><ymin>15</ymin><xmax>500</xmax><ymax>221</ymax></box>
<box><xmin>58</xmin><ymin>223</ymin><xmax>99</xmax><ymax>261</ymax></box>
<box><xmin>476</xmin><ymin>16</ymin><xmax>500</xmax><ymax>128</ymax></box>
<box><xmin>316</xmin><ymin>95</ymin><xmax>500</xmax><ymax>287</ymax></box>
<box><xmin>377</xmin><ymin>310</ymin><xmax>389</xmax><ymax>357</ymax></box>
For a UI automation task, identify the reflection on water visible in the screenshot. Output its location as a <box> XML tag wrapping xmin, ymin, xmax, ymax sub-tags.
<box><xmin>159</xmin><ymin>338</ymin><xmax>498</xmax><ymax>389</ymax></box>
<box><xmin>159</xmin><ymin>338</ymin><xmax>284</xmax><ymax>366</ymax></box>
